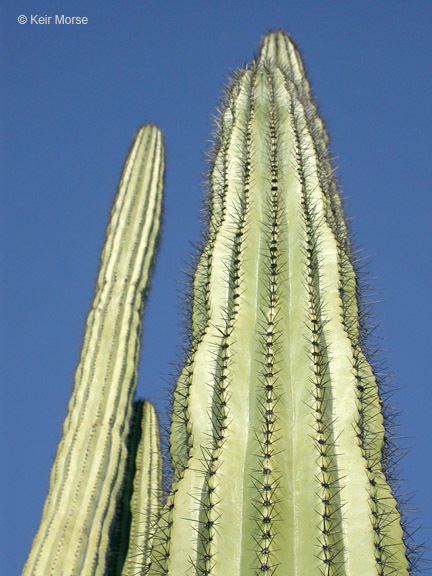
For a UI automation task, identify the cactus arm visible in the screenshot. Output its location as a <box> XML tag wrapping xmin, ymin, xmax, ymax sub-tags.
<box><xmin>103</xmin><ymin>401</ymin><xmax>145</xmax><ymax>574</ymax></box>
<box><xmin>121</xmin><ymin>401</ymin><xmax>162</xmax><ymax>576</ymax></box>
<box><xmin>22</xmin><ymin>125</ymin><xmax>164</xmax><ymax>576</ymax></box>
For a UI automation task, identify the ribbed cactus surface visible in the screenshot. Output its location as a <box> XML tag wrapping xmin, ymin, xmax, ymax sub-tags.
<box><xmin>148</xmin><ymin>32</ymin><xmax>409</xmax><ymax>576</ymax></box>
<box><xmin>121</xmin><ymin>401</ymin><xmax>162</xmax><ymax>576</ymax></box>
<box><xmin>23</xmin><ymin>125</ymin><xmax>164</xmax><ymax>576</ymax></box>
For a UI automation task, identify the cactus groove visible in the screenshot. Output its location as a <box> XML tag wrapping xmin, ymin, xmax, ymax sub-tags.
<box><xmin>147</xmin><ymin>32</ymin><xmax>410</xmax><ymax>576</ymax></box>
<box><xmin>23</xmin><ymin>125</ymin><xmax>164</xmax><ymax>576</ymax></box>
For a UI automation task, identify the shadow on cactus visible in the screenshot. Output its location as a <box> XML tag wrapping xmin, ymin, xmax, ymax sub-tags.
<box><xmin>23</xmin><ymin>31</ymin><xmax>422</xmax><ymax>576</ymax></box>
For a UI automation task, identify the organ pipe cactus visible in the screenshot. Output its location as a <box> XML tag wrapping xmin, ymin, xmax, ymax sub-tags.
<box><xmin>147</xmin><ymin>31</ymin><xmax>410</xmax><ymax>576</ymax></box>
<box><xmin>23</xmin><ymin>125</ymin><xmax>164</xmax><ymax>576</ymax></box>
<box><xmin>22</xmin><ymin>31</ymin><xmax>415</xmax><ymax>576</ymax></box>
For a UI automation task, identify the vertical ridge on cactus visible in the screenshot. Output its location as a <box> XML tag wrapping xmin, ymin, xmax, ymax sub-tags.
<box><xmin>22</xmin><ymin>125</ymin><xmax>164</xmax><ymax>576</ymax></box>
<box><xmin>147</xmin><ymin>31</ymin><xmax>409</xmax><ymax>576</ymax></box>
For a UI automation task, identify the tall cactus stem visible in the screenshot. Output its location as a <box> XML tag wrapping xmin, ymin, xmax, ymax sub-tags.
<box><xmin>119</xmin><ymin>400</ymin><xmax>162</xmax><ymax>576</ymax></box>
<box><xmin>147</xmin><ymin>32</ymin><xmax>410</xmax><ymax>576</ymax></box>
<box><xmin>23</xmin><ymin>125</ymin><xmax>164</xmax><ymax>576</ymax></box>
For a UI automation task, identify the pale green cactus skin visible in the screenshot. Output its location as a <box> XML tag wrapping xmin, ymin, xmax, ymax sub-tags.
<box><xmin>148</xmin><ymin>32</ymin><xmax>409</xmax><ymax>576</ymax></box>
<box><xmin>23</xmin><ymin>125</ymin><xmax>164</xmax><ymax>576</ymax></box>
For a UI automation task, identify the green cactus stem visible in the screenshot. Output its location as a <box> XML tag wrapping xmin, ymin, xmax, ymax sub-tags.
<box><xmin>121</xmin><ymin>401</ymin><xmax>162</xmax><ymax>576</ymax></box>
<box><xmin>148</xmin><ymin>32</ymin><xmax>409</xmax><ymax>576</ymax></box>
<box><xmin>23</xmin><ymin>125</ymin><xmax>164</xmax><ymax>576</ymax></box>
<box><xmin>104</xmin><ymin>399</ymin><xmax>163</xmax><ymax>576</ymax></box>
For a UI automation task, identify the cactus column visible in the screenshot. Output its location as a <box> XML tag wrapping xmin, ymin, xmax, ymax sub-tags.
<box><xmin>23</xmin><ymin>125</ymin><xmax>164</xmax><ymax>576</ymax></box>
<box><xmin>120</xmin><ymin>400</ymin><xmax>162</xmax><ymax>576</ymax></box>
<box><xmin>148</xmin><ymin>32</ymin><xmax>409</xmax><ymax>576</ymax></box>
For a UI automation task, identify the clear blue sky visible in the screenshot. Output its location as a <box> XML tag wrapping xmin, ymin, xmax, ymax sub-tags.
<box><xmin>1</xmin><ymin>1</ymin><xmax>431</xmax><ymax>574</ymax></box>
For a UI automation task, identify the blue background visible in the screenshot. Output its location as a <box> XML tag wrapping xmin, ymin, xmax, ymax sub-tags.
<box><xmin>1</xmin><ymin>2</ymin><xmax>431</xmax><ymax>574</ymax></box>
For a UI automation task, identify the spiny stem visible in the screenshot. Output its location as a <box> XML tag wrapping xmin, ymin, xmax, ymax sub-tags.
<box><xmin>23</xmin><ymin>125</ymin><xmax>164</xmax><ymax>576</ymax></box>
<box><xmin>147</xmin><ymin>32</ymin><xmax>410</xmax><ymax>576</ymax></box>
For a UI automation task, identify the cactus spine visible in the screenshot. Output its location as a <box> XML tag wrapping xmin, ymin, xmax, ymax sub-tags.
<box><xmin>148</xmin><ymin>32</ymin><xmax>409</xmax><ymax>576</ymax></box>
<box><xmin>23</xmin><ymin>125</ymin><xmax>164</xmax><ymax>576</ymax></box>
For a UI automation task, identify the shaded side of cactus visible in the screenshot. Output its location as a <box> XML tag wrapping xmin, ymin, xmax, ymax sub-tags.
<box><xmin>148</xmin><ymin>33</ymin><xmax>409</xmax><ymax>576</ymax></box>
<box><xmin>120</xmin><ymin>401</ymin><xmax>162</xmax><ymax>576</ymax></box>
<box><xmin>23</xmin><ymin>125</ymin><xmax>164</xmax><ymax>576</ymax></box>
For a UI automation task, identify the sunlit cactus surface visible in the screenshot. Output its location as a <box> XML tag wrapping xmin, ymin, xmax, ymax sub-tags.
<box><xmin>147</xmin><ymin>31</ymin><xmax>410</xmax><ymax>576</ymax></box>
<box><xmin>23</xmin><ymin>125</ymin><xmax>164</xmax><ymax>576</ymax></box>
